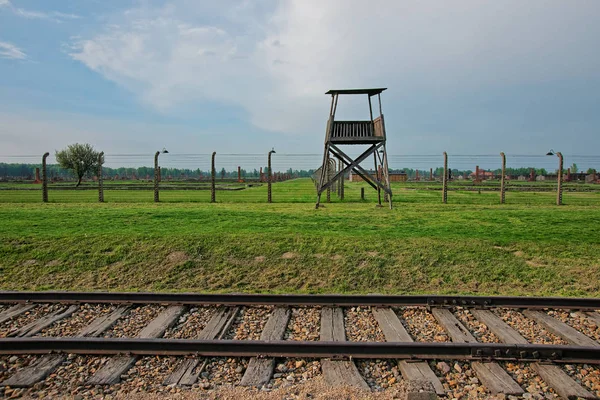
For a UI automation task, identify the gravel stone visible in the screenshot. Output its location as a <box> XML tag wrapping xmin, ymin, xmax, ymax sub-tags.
<box><xmin>24</xmin><ymin>355</ymin><xmax>106</xmax><ymax>398</ymax></box>
<box><xmin>453</xmin><ymin>307</ymin><xmax>501</xmax><ymax>343</ymax></box>
<box><xmin>0</xmin><ymin>304</ymin><xmax>64</xmax><ymax>337</ymax></box>
<box><xmin>200</xmin><ymin>307</ymin><xmax>272</xmax><ymax>388</ymax></box>
<box><xmin>344</xmin><ymin>307</ymin><xmax>385</xmax><ymax>342</ymax></box>
<box><xmin>113</xmin><ymin>377</ymin><xmax>403</xmax><ymax>399</ymax></box>
<box><xmin>503</xmin><ymin>362</ymin><xmax>559</xmax><ymax>399</ymax></box>
<box><xmin>433</xmin><ymin>359</ymin><xmax>490</xmax><ymax>399</ymax></box>
<box><xmin>357</xmin><ymin>360</ymin><xmax>403</xmax><ymax>391</ymax></box>
<box><xmin>284</xmin><ymin>307</ymin><xmax>320</xmax><ymax>341</ymax></box>
<box><xmin>397</xmin><ymin>307</ymin><xmax>450</xmax><ymax>342</ymax></box>
<box><xmin>224</xmin><ymin>306</ymin><xmax>273</xmax><ymax>340</ymax></box>
<box><xmin>38</xmin><ymin>304</ymin><xmax>116</xmax><ymax>337</ymax></box>
<box><xmin>200</xmin><ymin>357</ymin><xmax>248</xmax><ymax>388</ymax></box>
<box><xmin>269</xmin><ymin>307</ymin><xmax>322</xmax><ymax>389</ymax></box>
<box><xmin>103</xmin><ymin>305</ymin><xmax>166</xmax><ymax>338</ymax></box>
<box><xmin>0</xmin><ymin>355</ymin><xmax>38</xmax><ymax>383</ymax></box>
<box><xmin>269</xmin><ymin>359</ymin><xmax>321</xmax><ymax>389</ymax></box>
<box><xmin>343</xmin><ymin>307</ymin><xmax>397</xmax><ymax>391</ymax></box>
<box><xmin>563</xmin><ymin>363</ymin><xmax>600</xmax><ymax>397</ymax></box>
<box><xmin>548</xmin><ymin>309</ymin><xmax>600</xmax><ymax>342</ymax></box>
<box><xmin>164</xmin><ymin>306</ymin><xmax>217</xmax><ymax>339</ymax></box>
<box><xmin>493</xmin><ymin>309</ymin><xmax>568</xmax><ymax>345</ymax></box>
<box><xmin>111</xmin><ymin>356</ymin><xmax>180</xmax><ymax>395</ymax></box>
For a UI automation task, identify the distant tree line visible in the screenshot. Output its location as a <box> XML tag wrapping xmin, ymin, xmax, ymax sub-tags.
<box><xmin>0</xmin><ymin>163</ymin><xmax>316</xmax><ymax>181</ymax></box>
<box><xmin>1</xmin><ymin>163</ymin><xmax>594</xmax><ymax>181</ymax></box>
<box><xmin>390</xmin><ymin>166</ymin><xmax>596</xmax><ymax>179</ymax></box>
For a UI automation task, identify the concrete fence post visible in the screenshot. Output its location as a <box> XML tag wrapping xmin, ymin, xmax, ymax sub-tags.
<box><xmin>42</xmin><ymin>152</ymin><xmax>49</xmax><ymax>203</ymax></box>
<box><xmin>268</xmin><ymin>150</ymin><xmax>274</xmax><ymax>203</ymax></box>
<box><xmin>211</xmin><ymin>152</ymin><xmax>216</xmax><ymax>203</ymax></box>
<box><xmin>500</xmin><ymin>152</ymin><xmax>506</xmax><ymax>204</ymax></box>
<box><xmin>337</xmin><ymin>159</ymin><xmax>342</xmax><ymax>197</ymax></box>
<box><xmin>339</xmin><ymin>159</ymin><xmax>344</xmax><ymax>201</ymax></box>
<box><xmin>153</xmin><ymin>151</ymin><xmax>160</xmax><ymax>202</ymax></box>
<box><xmin>556</xmin><ymin>152</ymin><xmax>563</xmax><ymax>205</ymax></box>
<box><xmin>430</xmin><ymin>168</ymin><xmax>433</xmax><ymax>181</ymax></box>
<box><xmin>442</xmin><ymin>152</ymin><xmax>448</xmax><ymax>204</ymax></box>
<box><xmin>326</xmin><ymin>158</ymin><xmax>331</xmax><ymax>203</ymax></box>
<box><xmin>98</xmin><ymin>152</ymin><xmax>104</xmax><ymax>203</ymax></box>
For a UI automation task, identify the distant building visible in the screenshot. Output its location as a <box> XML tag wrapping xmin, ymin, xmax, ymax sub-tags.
<box><xmin>349</xmin><ymin>171</ymin><xmax>407</xmax><ymax>182</ymax></box>
<box><xmin>469</xmin><ymin>170</ymin><xmax>494</xmax><ymax>179</ymax></box>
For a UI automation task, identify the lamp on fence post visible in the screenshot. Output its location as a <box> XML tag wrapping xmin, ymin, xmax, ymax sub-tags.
<box><xmin>154</xmin><ymin>148</ymin><xmax>168</xmax><ymax>203</ymax></box>
<box><xmin>42</xmin><ymin>152</ymin><xmax>49</xmax><ymax>203</ymax></box>
<box><xmin>211</xmin><ymin>152</ymin><xmax>216</xmax><ymax>203</ymax></box>
<box><xmin>546</xmin><ymin>149</ymin><xmax>563</xmax><ymax>205</ymax></box>
<box><xmin>154</xmin><ymin>151</ymin><xmax>160</xmax><ymax>202</ymax></box>
<box><xmin>442</xmin><ymin>152</ymin><xmax>448</xmax><ymax>204</ymax></box>
<box><xmin>268</xmin><ymin>148</ymin><xmax>276</xmax><ymax>203</ymax></box>
<box><xmin>500</xmin><ymin>152</ymin><xmax>506</xmax><ymax>204</ymax></box>
<box><xmin>98</xmin><ymin>152</ymin><xmax>104</xmax><ymax>203</ymax></box>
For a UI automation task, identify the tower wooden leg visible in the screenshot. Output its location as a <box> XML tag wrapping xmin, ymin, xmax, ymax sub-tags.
<box><xmin>315</xmin><ymin>145</ymin><xmax>331</xmax><ymax>209</ymax></box>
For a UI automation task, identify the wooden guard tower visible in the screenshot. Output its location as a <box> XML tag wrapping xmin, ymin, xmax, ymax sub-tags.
<box><xmin>316</xmin><ymin>88</ymin><xmax>392</xmax><ymax>209</ymax></box>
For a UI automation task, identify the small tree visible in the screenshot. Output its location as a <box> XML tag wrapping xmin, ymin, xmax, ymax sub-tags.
<box><xmin>55</xmin><ymin>143</ymin><xmax>100</xmax><ymax>187</ymax></box>
<box><xmin>569</xmin><ymin>163</ymin><xmax>578</xmax><ymax>173</ymax></box>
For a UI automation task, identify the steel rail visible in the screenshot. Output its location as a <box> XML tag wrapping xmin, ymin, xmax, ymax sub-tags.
<box><xmin>0</xmin><ymin>338</ymin><xmax>599</xmax><ymax>364</ymax></box>
<box><xmin>1</xmin><ymin>291</ymin><xmax>600</xmax><ymax>309</ymax></box>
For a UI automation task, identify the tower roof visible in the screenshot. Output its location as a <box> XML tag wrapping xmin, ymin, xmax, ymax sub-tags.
<box><xmin>325</xmin><ymin>88</ymin><xmax>387</xmax><ymax>96</ymax></box>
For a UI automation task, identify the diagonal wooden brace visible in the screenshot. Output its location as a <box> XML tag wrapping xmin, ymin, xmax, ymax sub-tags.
<box><xmin>318</xmin><ymin>144</ymin><xmax>381</xmax><ymax>194</ymax></box>
<box><xmin>328</xmin><ymin>146</ymin><xmax>378</xmax><ymax>191</ymax></box>
<box><xmin>323</xmin><ymin>143</ymin><xmax>392</xmax><ymax>195</ymax></box>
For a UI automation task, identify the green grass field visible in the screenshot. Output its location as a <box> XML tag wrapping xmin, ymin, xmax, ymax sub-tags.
<box><xmin>0</xmin><ymin>178</ymin><xmax>599</xmax><ymax>297</ymax></box>
<box><xmin>1</xmin><ymin>178</ymin><xmax>600</xmax><ymax>205</ymax></box>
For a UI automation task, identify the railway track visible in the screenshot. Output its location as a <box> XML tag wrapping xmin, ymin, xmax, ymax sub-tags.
<box><xmin>1</xmin><ymin>292</ymin><xmax>600</xmax><ymax>399</ymax></box>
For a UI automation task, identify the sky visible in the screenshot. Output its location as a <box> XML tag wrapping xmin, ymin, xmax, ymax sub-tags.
<box><xmin>1</xmin><ymin>0</ymin><xmax>600</xmax><ymax>162</ymax></box>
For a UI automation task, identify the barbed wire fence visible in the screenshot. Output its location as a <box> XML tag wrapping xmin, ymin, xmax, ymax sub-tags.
<box><xmin>0</xmin><ymin>152</ymin><xmax>598</xmax><ymax>205</ymax></box>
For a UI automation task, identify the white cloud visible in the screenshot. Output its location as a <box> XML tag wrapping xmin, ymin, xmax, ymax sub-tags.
<box><xmin>0</xmin><ymin>41</ymin><xmax>26</xmax><ymax>59</ymax></box>
<box><xmin>0</xmin><ymin>0</ymin><xmax>79</xmax><ymax>22</ymax></box>
<box><xmin>69</xmin><ymin>0</ymin><xmax>600</xmax><ymax>136</ymax></box>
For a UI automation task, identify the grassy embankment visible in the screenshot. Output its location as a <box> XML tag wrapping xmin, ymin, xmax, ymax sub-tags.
<box><xmin>0</xmin><ymin>179</ymin><xmax>599</xmax><ymax>297</ymax></box>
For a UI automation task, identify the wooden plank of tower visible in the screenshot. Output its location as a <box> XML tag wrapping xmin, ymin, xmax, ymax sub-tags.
<box><xmin>371</xmin><ymin>308</ymin><xmax>445</xmax><ymax>396</ymax></box>
<box><xmin>240</xmin><ymin>307</ymin><xmax>291</xmax><ymax>387</ymax></box>
<box><xmin>320</xmin><ymin>307</ymin><xmax>369</xmax><ymax>390</ymax></box>
<box><xmin>430</xmin><ymin>308</ymin><xmax>523</xmax><ymax>396</ymax></box>
<box><xmin>2</xmin><ymin>306</ymin><xmax>131</xmax><ymax>387</ymax></box>
<box><xmin>472</xmin><ymin>309</ymin><xmax>597</xmax><ymax>400</ymax></box>
<box><xmin>164</xmin><ymin>307</ymin><xmax>239</xmax><ymax>386</ymax></box>
<box><xmin>88</xmin><ymin>306</ymin><xmax>186</xmax><ymax>385</ymax></box>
